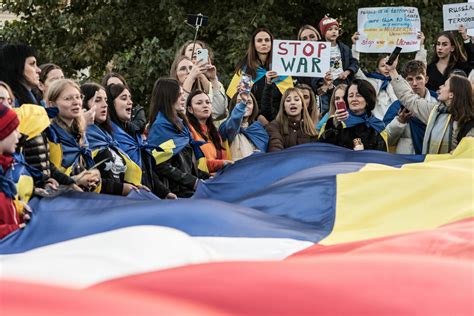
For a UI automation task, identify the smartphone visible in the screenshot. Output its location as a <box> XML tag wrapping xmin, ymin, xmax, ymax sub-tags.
<box><xmin>186</xmin><ymin>14</ymin><xmax>209</xmax><ymax>27</ymax></box>
<box><xmin>239</xmin><ymin>74</ymin><xmax>252</xmax><ymax>94</ymax></box>
<box><xmin>335</xmin><ymin>100</ymin><xmax>347</xmax><ymax>111</ymax></box>
<box><xmin>386</xmin><ymin>46</ymin><xmax>402</xmax><ymax>66</ymax></box>
<box><xmin>196</xmin><ymin>48</ymin><xmax>209</xmax><ymax>62</ymax></box>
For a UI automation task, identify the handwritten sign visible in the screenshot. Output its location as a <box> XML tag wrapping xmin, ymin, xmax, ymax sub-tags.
<box><xmin>443</xmin><ymin>2</ymin><xmax>474</xmax><ymax>31</ymax></box>
<box><xmin>356</xmin><ymin>7</ymin><xmax>420</xmax><ymax>53</ymax></box>
<box><xmin>271</xmin><ymin>40</ymin><xmax>330</xmax><ymax>77</ymax></box>
<box><xmin>468</xmin><ymin>0</ymin><xmax>474</xmax><ymax>36</ymax></box>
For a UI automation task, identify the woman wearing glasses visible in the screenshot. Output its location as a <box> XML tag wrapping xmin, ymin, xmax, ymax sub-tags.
<box><xmin>46</xmin><ymin>79</ymin><xmax>101</xmax><ymax>191</ymax></box>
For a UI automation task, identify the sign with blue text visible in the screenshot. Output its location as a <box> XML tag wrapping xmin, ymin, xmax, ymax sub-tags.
<box><xmin>356</xmin><ymin>7</ymin><xmax>420</xmax><ymax>53</ymax></box>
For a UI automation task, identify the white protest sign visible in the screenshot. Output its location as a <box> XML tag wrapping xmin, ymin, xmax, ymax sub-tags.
<box><xmin>356</xmin><ymin>7</ymin><xmax>420</xmax><ymax>53</ymax></box>
<box><xmin>443</xmin><ymin>2</ymin><xmax>474</xmax><ymax>31</ymax></box>
<box><xmin>271</xmin><ymin>40</ymin><xmax>330</xmax><ymax>77</ymax></box>
<box><xmin>467</xmin><ymin>0</ymin><xmax>474</xmax><ymax>36</ymax></box>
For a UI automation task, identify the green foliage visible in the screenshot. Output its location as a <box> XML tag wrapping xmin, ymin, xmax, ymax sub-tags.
<box><xmin>0</xmin><ymin>0</ymin><xmax>457</xmax><ymax>108</ymax></box>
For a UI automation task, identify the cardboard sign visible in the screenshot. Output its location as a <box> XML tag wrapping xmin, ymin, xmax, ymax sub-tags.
<box><xmin>356</xmin><ymin>7</ymin><xmax>421</xmax><ymax>53</ymax></box>
<box><xmin>443</xmin><ymin>2</ymin><xmax>474</xmax><ymax>31</ymax></box>
<box><xmin>271</xmin><ymin>40</ymin><xmax>330</xmax><ymax>77</ymax></box>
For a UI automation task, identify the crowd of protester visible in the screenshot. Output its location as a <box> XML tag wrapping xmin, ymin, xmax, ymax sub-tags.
<box><xmin>0</xmin><ymin>14</ymin><xmax>473</xmax><ymax>239</ymax></box>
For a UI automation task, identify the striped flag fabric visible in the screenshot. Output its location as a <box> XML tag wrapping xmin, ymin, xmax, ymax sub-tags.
<box><xmin>1</xmin><ymin>139</ymin><xmax>473</xmax><ymax>314</ymax></box>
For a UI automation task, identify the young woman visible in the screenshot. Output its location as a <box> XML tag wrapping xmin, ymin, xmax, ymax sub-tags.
<box><xmin>0</xmin><ymin>81</ymin><xmax>15</xmax><ymax>107</ymax></box>
<box><xmin>388</xmin><ymin>59</ymin><xmax>474</xmax><ymax>154</ymax></box>
<box><xmin>0</xmin><ymin>43</ymin><xmax>42</xmax><ymax>107</ymax></box>
<box><xmin>296</xmin><ymin>83</ymin><xmax>320</xmax><ymax>126</ymax></box>
<box><xmin>82</xmin><ymin>83</ymin><xmax>144</xmax><ymax>196</ymax></box>
<box><xmin>219</xmin><ymin>91</ymin><xmax>269</xmax><ymax>160</ymax></box>
<box><xmin>265</xmin><ymin>87</ymin><xmax>318</xmax><ymax>152</ymax></box>
<box><xmin>101</xmin><ymin>72</ymin><xmax>146</xmax><ymax>135</ymax></box>
<box><xmin>319</xmin><ymin>79</ymin><xmax>388</xmax><ymax>151</ymax></box>
<box><xmin>46</xmin><ymin>79</ymin><xmax>101</xmax><ymax>191</ymax></box>
<box><xmin>0</xmin><ymin>47</ymin><xmax>77</xmax><ymax>193</ymax></box>
<box><xmin>186</xmin><ymin>90</ymin><xmax>231</xmax><ymax>174</ymax></box>
<box><xmin>176</xmin><ymin>40</ymin><xmax>213</xmax><ymax>62</ymax></box>
<box><xmin>298</xmin><ymin>25</ymin><xmax>321</xmax><ymax>42</ymax></box>
<box><xmin>170</xmin><ymin>55</ymin><xmax>227</xmax><ymax>120</ymax></box>
<box><xmin>427</xmin><ymin>30</ymin><xmax>471</xmax><ymax>91</ymax></box>
<box><xmin>38</xmin><ymin>63</ymin><xmax>64</xmax><ymax>104</ymax></box>
<box><xmin>147</xmin><ymin>78</ymin><xmax>209</xmax><ymax>198</ymax></box>
<box><xmin>231</xmin><ymin>28</ymin><xmax>274</xmax><ymax>106</ymax></box>
<box><xmin>317</xmin><ymin>83</ymin><xmax>347</xmax><ymax>131</ymax></box>
<box><xmin>105</xmin><ymin>83</ymin><xmax>175</xmax><ymax>199</ymax></box>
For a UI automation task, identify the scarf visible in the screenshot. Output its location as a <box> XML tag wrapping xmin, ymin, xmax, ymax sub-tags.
<box><xmin>366</xmin><ymin>72</ymin><xmax>391</xmax><ymax>91</ymax></box>
<box><xmin>49</xmin><ymin>121</ymin><xmax>94</xmax><ymax>170</ymax></box>
<box><xmin>147</xmin><ymin>112</ymin><xmax>206</xmax><ymax>162</ymax></box>
<box><xmin>344</xmin><ymin>110</ymin><xmax>385</xmax><ymax>133</ymax></box>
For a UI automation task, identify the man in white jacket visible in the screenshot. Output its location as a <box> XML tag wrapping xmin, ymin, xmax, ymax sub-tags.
<box><xmin>386</xmin><ymin>60</ymin><xmax>437</xmax><ymax>154</ymax></box>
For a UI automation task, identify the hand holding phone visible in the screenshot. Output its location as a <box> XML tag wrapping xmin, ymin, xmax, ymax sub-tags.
<box><xmin>335</xmin><ymin>100</ymin><xmax>347</xmax><ymax>112</ymax></box>
<box><xmin>386</xmin><ymin>46</ymin><xmax>402</xmax><ymax>66</ymax></box>
<box><xmin>239</xmin><ymin>73</ymin><xmax>252</xmax><ymax>95</ymax></box>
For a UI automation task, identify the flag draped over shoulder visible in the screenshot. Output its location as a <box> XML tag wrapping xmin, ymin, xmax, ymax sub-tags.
<box><xmin>0</xmin><ymin>139</ymin><xmax>473</xmax><ymax>314</ymax></box>
<box><xmin>147</xmin><ymin>112</ymin><xmax>208</xmax><ymax>172</ymax></box>
<box><xmin>87</xmin><ymin>124</ymin><xmax>142</xmax><ymax>186</ymax></box>
<box><xmin>226</xmin><ymin>67</ymin><xmax>294</xmax><ymax>98</ymax></box>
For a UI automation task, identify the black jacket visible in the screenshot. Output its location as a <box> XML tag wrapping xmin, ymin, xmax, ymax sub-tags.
<box><xmin>319</xmin><ymin>118</ymin><xmax>387</xmax><ymax>152</ymax></box>
<box><xmin>154</xmin><ymin>145</ymin><xmax>210</xmax><ymax>198</ymax></box>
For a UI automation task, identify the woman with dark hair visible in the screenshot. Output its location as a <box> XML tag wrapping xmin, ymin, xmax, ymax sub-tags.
<box><xmin>105</xmin><ymin>83</ymin><xmax>175</xmax><ymax>199</ymax></box>
<box><xmin>0</xmin><ymin>43</ymin><xmax>41</xmax><ymax>107</ymax></box>
<box><xmin>37</xmin><ymin>63</ymin><xmax>64</xmax><ymax>104</ymax></box>
<box><xmin>101</xmin><ymin>72</ymin><xmax>127</xmax><ymax>88</ymax></box>
<box><xmin>388</xmin><ymin>59</ymin><xmax>474</xmax><ymax>154</ymax></box>
<box><xmin>147</xmin><ymin>78</ymin><xmax>209</xmax><ymax>197</ymax></box>
<box><xmin>266</xmin><ymin>87</ymin><xmax>318</xmax><ymax>152</ymax></box>
<box><xmin>427</xmin><ymin>30</ymin><xmax>472</xmax><ymax>91</ymax></box>
<box><xmin>319</xmin><ymin>79</ymin><xmax>388</xmax><ymax>151</ymax></box>
<box><xmin>229</xmin><ymin>28</ymin><xmax>274</xmax><ymax>106</ymax></box>
<box><xmin>101</xmin><ymin>72</ymin><xmax>147</xmax><ymax>135</ymax></box>
<box><xmin>186</xmin><ymin>90</ymin><xmax>231</xmax><ymax>174</ymax></box>
<box><xmin>0</xmin><ymin>46</ymin><xmax>78</xmax><ymax>193</ymax></box>
<box><xmin>219</xmin><ymin>91</ymin><xmax>268</xmax><ymax>160</ymax></box>
<box><xmin>82</xmin><ymin>83</ymin><xmax>143</xmax><ymax>196</ymax></box>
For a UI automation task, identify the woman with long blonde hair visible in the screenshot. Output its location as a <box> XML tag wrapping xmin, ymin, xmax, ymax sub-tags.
<box><xmin>265</xmin><ymin>87</ymin><xmax>318</xmax><ymax>152</ymax></box>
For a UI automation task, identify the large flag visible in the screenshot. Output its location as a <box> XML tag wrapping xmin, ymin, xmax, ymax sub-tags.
<box><xmin>1</xmin><ymin>139</ymin><xmax>473</xmax><ymax>314</ymax></box>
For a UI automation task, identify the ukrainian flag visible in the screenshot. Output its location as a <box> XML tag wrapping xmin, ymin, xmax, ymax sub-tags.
<box><xmin>226</xmin><ymin>66</ymin><xmax>294</xmax><ymax>98</ymax></box>
<box><xmin>147</xmin><ymin>112</ymin><xmax>208</xmax><ymax>173</ymax></box>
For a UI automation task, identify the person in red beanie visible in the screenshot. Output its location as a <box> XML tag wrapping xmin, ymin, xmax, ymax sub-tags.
<box><xmin>319</xmin><ymin>15</ymin><xmax>359</xmax><ymax>83</ymax></box>
<box><xmin>0</xmin><ymin>103</ymin><xmax>24</xmax><ymax>239</ymax></box>
<box><xmin>317</xmin><ymin>15</ymin><xmax>359</xmax><ymax>115</ymax></box>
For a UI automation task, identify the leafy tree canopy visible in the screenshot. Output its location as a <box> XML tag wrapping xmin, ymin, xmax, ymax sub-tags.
<box><xmin>0</xmin><ymin>0</ymin><xmax>462</xmax><ymax>107</ymax></box>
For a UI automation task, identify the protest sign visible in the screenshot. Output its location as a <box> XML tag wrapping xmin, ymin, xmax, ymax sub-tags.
<box><xmin>271</xmin><ymin>40</ymin><xmax>330</xmax><ymax>77</ymax></box>
<box><xmin>469</xmin><ymin>0</ymin><xmax>474</xmax><ymax>36</ymax></box>
<box><xmin>443</xmin><ymin>2</ymin><xmax>474</xmax><ymax>31</ymax></box>
<box><xmin>356</xmin><ymin>7</ymin><xmax>420</xmax><ymax>53</ymax></box>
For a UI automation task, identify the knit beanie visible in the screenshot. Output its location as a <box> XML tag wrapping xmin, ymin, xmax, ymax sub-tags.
<box><xmin>0</xmin><ymin>104</ymin><xmax>19</xmax><ymax>140</ymax></box>
<box><xmin>319</xmin><ymin>16</ymin><xmax>339</xmax><ymax>38</ymax></box>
